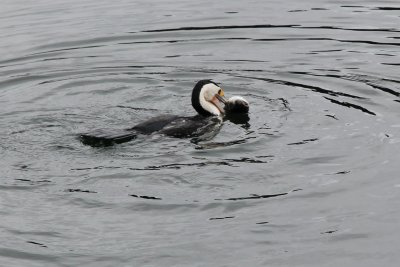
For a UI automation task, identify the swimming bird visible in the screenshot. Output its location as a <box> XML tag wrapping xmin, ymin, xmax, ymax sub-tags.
<box><xmin>80</xmin><ymin>80</ymin><xmax>249</xmax><ymax>147</ymax></box>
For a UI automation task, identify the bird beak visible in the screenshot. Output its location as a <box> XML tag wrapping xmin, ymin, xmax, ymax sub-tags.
<box><xmin>216</xmin><ymin>93</ymin><xmax>227</xmax><ymax>104</ymax></box>
<box><xmin>211</xmin><ymin>90</ymin><xmax>227</xmax><ymax>114</ymax></box>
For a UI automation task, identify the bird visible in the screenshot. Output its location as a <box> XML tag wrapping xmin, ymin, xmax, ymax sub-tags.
<box><xmin>79</xmin><ymin>80</ymin><xmax>249</xmax><ymax>147</ymax></box>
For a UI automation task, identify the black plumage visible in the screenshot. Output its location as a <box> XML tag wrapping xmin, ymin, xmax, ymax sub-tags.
<box><xmin>80</xmin><ymin>80</ymin><xmax>227</xmax><ymax>147</ymax></box>
<box><xmin>79</xmin><ymin>114</ymin><xmax>221</xmax><ymax>147</ymax></box>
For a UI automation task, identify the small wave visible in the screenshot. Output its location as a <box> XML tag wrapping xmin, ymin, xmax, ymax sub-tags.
<box><xmin>324</xmin><ymin>97</ymin><xmax>376</xmax><ymax>115</ymax></box>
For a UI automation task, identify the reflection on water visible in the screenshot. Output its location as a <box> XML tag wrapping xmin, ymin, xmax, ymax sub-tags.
<box><xmin>1</xmin><ymin>0</ymin><xmax>400</xmax><ymax>266</ymax></box>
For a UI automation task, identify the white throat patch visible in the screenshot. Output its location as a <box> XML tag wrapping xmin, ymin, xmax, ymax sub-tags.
<box><xmin>199</xmin><ymin>83</ymin><xmax>221</xmax><ymax>116</ymax></box>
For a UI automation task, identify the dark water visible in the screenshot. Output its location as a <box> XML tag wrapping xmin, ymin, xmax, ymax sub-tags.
<box><xmin>1</xmin><ymin>0</ymin><xmax>400</xmax><ymax>266</ymax></box>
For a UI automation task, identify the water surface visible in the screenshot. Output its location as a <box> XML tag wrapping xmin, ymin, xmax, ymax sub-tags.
<box><xmin>1</xmin><ymin>0</ymin><xmax>400</xmax><ymax>266</ymax></box>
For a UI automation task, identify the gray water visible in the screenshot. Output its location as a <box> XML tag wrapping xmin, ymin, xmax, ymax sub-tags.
<box><xmin>1</xmin><ymin>0</ymin><xmax>400</xmax><ymax>266</ymax></box>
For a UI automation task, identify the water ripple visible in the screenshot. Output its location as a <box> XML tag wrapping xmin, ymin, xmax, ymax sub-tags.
<box><xmin>1</xmin><ymin>0</ymin><xmax>400</xmax><ymax>266</ymax></box>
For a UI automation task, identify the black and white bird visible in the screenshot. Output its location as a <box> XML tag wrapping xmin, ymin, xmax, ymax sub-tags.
<box><xmin>80</xmin><ymin>80</ymin><xmax>249</xmax><ymax>147</ymax></box>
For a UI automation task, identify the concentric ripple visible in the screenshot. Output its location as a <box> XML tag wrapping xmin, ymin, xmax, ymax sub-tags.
<box><xmin>1</xmin><ymin>0</ymin><xmax>400</xmax><ymax>266</ymax></box>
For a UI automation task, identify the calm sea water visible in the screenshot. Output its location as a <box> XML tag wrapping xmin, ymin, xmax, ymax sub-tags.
<box><xmin>1</xmin><ymin>0</ymin><xmax>400</xmax><ymax>266</ymax></box>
